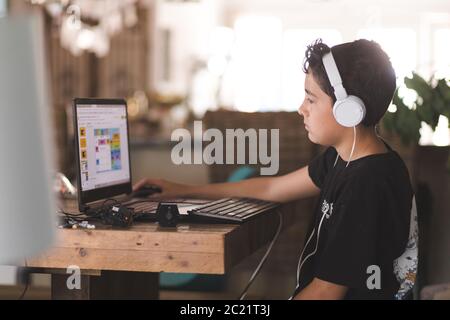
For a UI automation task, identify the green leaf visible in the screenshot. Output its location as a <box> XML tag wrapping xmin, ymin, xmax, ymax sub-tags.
<box><xmin>416</xmin><ymin>102</ymin><xmax>437</xmax><ymax>128</ymax></box>
<box><xmin>404</xmin><ymin>72</ymin><xmax>433</xmax><ymax>102</ymax></box>
<box><xmin>436</xmin><ymin>79</ymin><xmax>450</xmax><ymax>103</ymax></box>
<box><xmin>388</xmin><ymin>73</ymin><xmax>450</xmax><ymax>146</ymax></box>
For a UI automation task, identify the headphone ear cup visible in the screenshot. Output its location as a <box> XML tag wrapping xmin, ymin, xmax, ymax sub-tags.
<box><xmin>333</xmin><ymin>95</ymin><xmax>366</xmax><ymax>127</ymax></box>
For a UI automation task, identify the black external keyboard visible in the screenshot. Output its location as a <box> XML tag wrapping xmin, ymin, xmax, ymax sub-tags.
<box><xmin>188</xmin><ymin>198</ymin><xmax>279</xmax><ymax>223</ymax></box>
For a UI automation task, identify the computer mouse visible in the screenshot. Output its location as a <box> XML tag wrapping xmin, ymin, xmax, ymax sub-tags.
<box><xmin>133</xmin><ymin>184</ymin><xmax>162</xmax><ymax>198</ymax></box>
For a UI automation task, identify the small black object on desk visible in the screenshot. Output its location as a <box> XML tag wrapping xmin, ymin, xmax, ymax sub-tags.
<box><xmin>104</xmin><ymin>205</ymin><xmax>134</xmax><ymax>227</ymax></box>
<box><xmin>156</xmin><ymin>203</ymin><xmax>180</xmax><ymax>228</ymax></box>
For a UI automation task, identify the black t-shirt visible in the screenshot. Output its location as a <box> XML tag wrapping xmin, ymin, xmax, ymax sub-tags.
<box><xmin>296</xmin><ymin>141</ymin><xmax>414</xmax><ymax>300</ymax></box>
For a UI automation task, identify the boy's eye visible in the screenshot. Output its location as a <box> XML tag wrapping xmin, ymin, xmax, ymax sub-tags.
<box><xmin>306</xmin><ymin>97</ymin><xmax>314</xmax><ymax>104</ymax></box>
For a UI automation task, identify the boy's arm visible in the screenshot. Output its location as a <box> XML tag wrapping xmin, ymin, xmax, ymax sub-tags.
<box><xmin>266</xmin><ymin>165</ymin><xmax>321</xmax><ymax>202</ymax></box>
<box><xmin>134</xmin><ymin>165</ymin><xmax>320</xmax><ymax>203</ymax></box>
<box><xmin>293</xmin><ymin>278</ymin><xmax>348</xmax><ymax>300</ymax></box>
<box><xmin>189</xmin><ymin>165</ymin><xmax>320</xmax><ymax>202</ymax></box>
<box><xmin>181</xmin><ymin>166</ymin><xmax>320</xmax><ymax>202</ymax></box>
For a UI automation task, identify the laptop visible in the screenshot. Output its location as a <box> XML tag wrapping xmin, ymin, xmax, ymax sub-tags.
<box><xmin>73</xmin><ymin>98</ymin><xmax>279</xmax><ymax>223</ymax></box>
<box><xmin>73</xmin><ymin>98</ymin><xmax>207</xmax><ymax>217</ymax></box>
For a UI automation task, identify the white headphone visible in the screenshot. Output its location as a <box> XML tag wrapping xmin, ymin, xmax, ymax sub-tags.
<box><xmin>322</xmin><ymin>51</ymin><xmax>366</xmax><ymax>127</ymax></box>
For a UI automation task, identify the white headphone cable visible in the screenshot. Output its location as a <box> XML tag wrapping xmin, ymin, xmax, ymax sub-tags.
<box><xmin>290</xmin><ymin>210</ymin><xmax>327</xmax><ymax>299</ymax></box>
<box><xmin>333</xmin><ymin>126</ymin><xmax>357</xmax><ymax>168</ymax></box>
<box><xmin>296</xmin><ymin>228</ymin><xmax>315</xmax><ymax>284</ymax></box>
<box><xmin>345</xmin><ymin>126</ymin><xmax>357</xmax><ymax>168</ymax></box>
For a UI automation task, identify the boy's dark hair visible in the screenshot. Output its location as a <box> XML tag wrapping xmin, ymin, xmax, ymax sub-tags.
<box><xmin>303</xmin><ymin>39</ymin><xmax>396</xmax><ymax>127</ymax></box>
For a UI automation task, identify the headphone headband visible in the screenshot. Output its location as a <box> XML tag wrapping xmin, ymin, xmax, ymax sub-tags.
<box><xmin>322</xmin><ymin>50</ymin><xmax>366</xmax><ymax>128</ymax></box>
<box><xmin>322</xmin><ymin>52</ymin><xmax>348</xmax><ymax>101</ymax></box>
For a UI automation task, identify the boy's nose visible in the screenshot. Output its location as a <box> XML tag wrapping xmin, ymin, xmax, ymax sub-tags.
<box><xmin>298</xmin><ymin>105</ymin><xmax>305</xmax><ymax>117</ymax></box>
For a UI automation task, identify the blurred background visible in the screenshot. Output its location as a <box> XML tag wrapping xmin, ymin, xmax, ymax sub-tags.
<box><xmin>0</xmin><ymin>0</ymin><xmax>449</xmax><ymax>299</ymax></box>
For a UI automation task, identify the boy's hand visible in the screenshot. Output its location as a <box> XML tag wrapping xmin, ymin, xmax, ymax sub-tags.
<box><xmin>133</xmin><ymin>178</ymin><xmax>190</xmax><ymax>199</ymax></box>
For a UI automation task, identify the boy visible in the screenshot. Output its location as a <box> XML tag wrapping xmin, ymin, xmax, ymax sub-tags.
<box><xmin>134</xmin><ymin>39</ymin><xmax>418</xmax><ymax>300</ymax></box>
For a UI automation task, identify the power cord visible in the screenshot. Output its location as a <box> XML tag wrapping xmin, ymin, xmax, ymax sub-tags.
<box><xmin>18</xmin><ymin>259</ymin><xmax>29</xmax><ymax>300</ymax></box>
<box><xmin>58</xmin><ymin>198</ymin><xmax>124</xmax><ymax>222</ymax></box>
<box><xmin>238</xmin><ymin>209</ymin><xmax>283</xmax><ymax>300</ymax></box>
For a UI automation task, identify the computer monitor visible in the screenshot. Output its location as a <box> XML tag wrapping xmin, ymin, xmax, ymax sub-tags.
<box><xmin>0</xmin><ymin>15</ymin><xmax>55</xmax><ymax>263</ymax></box>
<box><xmin>73</xmin><ymin>98</ymin><xmax>132</xmax><ymax>209</ymax></box>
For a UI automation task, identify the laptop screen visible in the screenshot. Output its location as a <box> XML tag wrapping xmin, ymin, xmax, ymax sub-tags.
<box><xmin>76</xmin><ymin>102</ymin><xmax>130</xmax><ymax>191</ymax></box>
<box><xmin>74</xmin><ymin>99</ymin><xmax>132</xmax><ymax>209</ymax></box>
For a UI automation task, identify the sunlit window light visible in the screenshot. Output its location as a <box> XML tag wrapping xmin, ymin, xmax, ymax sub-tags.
<box><xmin>189</xmin><ymin>69</ymin><xmax>219</xmax><ymax>118</ymax></box>
<box><xmin>433</xmin><ymin>28</ymin><xmax>450</xmax><ymax>80</ymax></box>
<box><xmin>207</xmin><ymin>27</ymin><xmax>234</xmax><ymax>77</ymax></box>
<box><xmin>387</xmin><ymin>104</ymin><xmax>397</xmax><ymax>113</ymax></box>
<box><xmin>208</xmin><ymin>26</ymin><xmax>234</xmax><ymax>56</ymax></box>
<box><xmin>397</xmin><ymin>86</ymin><xmax>419</xmax><ymax>109</ymax></box>
<box><xmin>228</xmin><ymin>15</ymin><xmax>283</xmax><ymax>112</ymax></box>
<box><xmin>420</xmin><ymin>116</ymin><xmax>450</xmax><ymax>147</ymax></box>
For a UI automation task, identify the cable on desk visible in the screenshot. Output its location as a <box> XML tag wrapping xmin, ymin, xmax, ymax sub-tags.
<box><xmin>238</xmin><ymin>209</ymin><xmax>283</xmax><ymax>300</ymax></box>
<box><xmin>58</xmin><ymin>198</ymin><xmax>123</xmax><ymax>222</ymax></box>
<box><xmin>58</xmin><ymin>198</ymin><xmax>207</xmax><ymax>226</ymax></box>
<box><xmin>59</xmin><ymin>198</ymin><xmax>207</xmax><ymax>222</ymax></box>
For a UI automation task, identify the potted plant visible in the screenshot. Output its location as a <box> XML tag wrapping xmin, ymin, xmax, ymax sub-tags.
<box><xmin>382</xmin><ymin>72</ymin><xmax>450</xmax><ymax>293</ymax></box>
<box><xmin>381</xmin><ymin>72</ymin><xmax>450</xmax><ymax>173</ymax></box>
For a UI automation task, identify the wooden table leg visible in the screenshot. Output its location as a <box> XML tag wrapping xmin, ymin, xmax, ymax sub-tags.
<box><xmin>51</xmin><ymin>271</ymin><xmax>159</xmax><ymax>300</ymax></box>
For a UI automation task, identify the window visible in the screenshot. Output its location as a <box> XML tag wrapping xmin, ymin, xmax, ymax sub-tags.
<box><xmin>226</xmin><ymin>15</ymin><xmax>283</xmax><ymax>112</ymax></box>
<box><xmin>222</xmin><ymin>15</ymin><xmax>342</xmax><ymax>112</ymax></box>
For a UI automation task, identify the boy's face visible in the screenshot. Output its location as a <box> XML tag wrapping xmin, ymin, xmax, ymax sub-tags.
<box><xmin>298</xmin><ymin>72</ymin><xmax>345</xmax><ymax>146</ymax></box>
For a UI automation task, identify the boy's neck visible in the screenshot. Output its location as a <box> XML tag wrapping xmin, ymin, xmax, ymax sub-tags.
<box><xmin>334</xmin><ymin>125</ymin><xmax>388</xmax><ymax>162</ymax></box>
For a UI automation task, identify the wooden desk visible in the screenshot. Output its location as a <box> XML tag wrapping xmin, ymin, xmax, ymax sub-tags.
<box><xmin>25</xmin><ymin>200</ymin><xmax>279</xmax><ymax>299</ymax></box>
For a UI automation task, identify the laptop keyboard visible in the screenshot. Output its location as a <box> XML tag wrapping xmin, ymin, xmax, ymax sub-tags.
<box><xmin>124</xmin><ymin>198</ymin><xmax>210</xmax><ymax>218</ymax></box>
<box><xmin>127</xmin><ymin>201</ymin><xmax>159</xmax><ymax>214</ymax></box>
<box><xmin>188</xmin><ymin>198</ymin><xmax>279</xmax><ymax>223</ymax></box>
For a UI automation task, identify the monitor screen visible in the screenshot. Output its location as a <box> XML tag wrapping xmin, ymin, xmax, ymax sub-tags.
<box><xmin>75</xmin><ymin>103</ymin><xmax>130</xmax><ymax>192</ymax></box>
